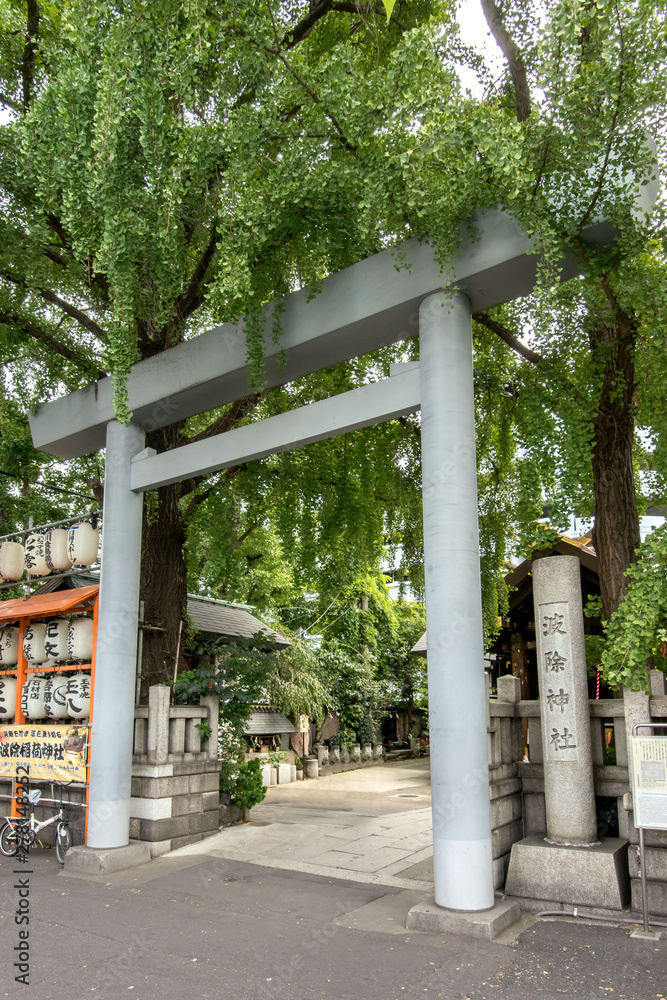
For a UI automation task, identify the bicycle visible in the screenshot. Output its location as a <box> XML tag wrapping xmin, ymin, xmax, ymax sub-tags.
<box><xmin>0</xmin><ymin>787</ymin><xmax>74</xmax><ymax>864</ymax></box>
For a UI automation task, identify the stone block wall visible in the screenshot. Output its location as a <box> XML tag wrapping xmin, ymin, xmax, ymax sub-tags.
<box><xmin>130</xmin><ymin>686</ymin><xmax>221</xmax><ymax>857</ymax></box>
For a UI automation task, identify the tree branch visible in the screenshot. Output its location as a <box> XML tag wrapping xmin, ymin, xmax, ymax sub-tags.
<box><xmin>475</xmin><ymin>312</ymin><xmax>591</xmax><ymax>408</ymax></box>
<box><xmin>330</xmin><ymin>2</ymin><xmax>404</xmax><ymax>30</ymax></box>
<box><xmin>0</xmin><ymin>92</ymin><xmax>20</xmax><ymax>113</ymax></box>
<box><xmin>480</xmin><ymin>0</ymin><xmax>531</xmax><ymax>122</ymax></box>
<box><xmin>229</xmin><ymin>21</ymin><xmax>357</xmax><ymax>151</ymax></box>
<box><xmin>0</xmin><ymin>269</ymin><xmax>108</xmax><ymax>341</ymax></box>
<box><xmin>165</xmin><ymin>227</ymin><xmax>219</xmax><ymax>340</ymax></box>
<box><xmin>184</xmin><ymin>394</ymin><xmax>262</xmax><ymax>445</ymax></box>
<box><xmin>283</xmin><ymin>0</ymin><xmax>404</xmax><ymax>47</ymax></box>
<box><xmin>283</xmin><ymin>0</ymin><xmax>333</xmax><ymax>48</ymax></box>
<box><xmin>22</xmin><ymin>0</ymin><xmax>40</xmax><ymax>111</ymax></box>
<box><xmin>0</xmin><ymin>309</ymin><xmax>106</xmax><ymax>378</ymax></box>
<box><xmin>475</xmin><ymin>312</ymin><xmax>544</xmax><ymax>365</ymax></box>
<box><xmin>179</xmin><ymin>462</ymin><xmax>245</xmax><ymax>502</ymax></box>
<box><xmin>37</xmin><ymin>287</ymin><xmax>108</xmax><ymax>342</ymax></box>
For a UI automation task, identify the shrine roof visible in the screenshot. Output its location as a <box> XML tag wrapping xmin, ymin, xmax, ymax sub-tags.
<box><xmin>0</xmin><ymin>584</ymin><xmax>98</xmax><ymax>622</ymax></box>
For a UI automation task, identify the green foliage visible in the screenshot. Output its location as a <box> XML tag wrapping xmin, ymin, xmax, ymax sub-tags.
<box><xmin>585</xmin><ymin>635</ymin><xmax>606</xmax><ymax>676</ymax></box>
<box><xmin>263</xmin><ymin>632</ymin><xmax>330</xmax><ymax>725</ymax></box>
<box><xmin>519</xmin><ymin>524</ymin><xmax>565</xmax><ymax>560</ymax></box>
<box><xmin>316</xmin><ymin>640</ymin><xmax>379</xmax><ymax>743</ymax></box>
<box><xmin>174</xmin><ymin>634</ymin><xmax>280</xmax><ymax>756</ymax></box>
<box><xmin>227</xmin><ymin>758</ymin><xmax>267</xmax><ymax>816</ymax></box>
<box><xmin>195</xmin><ymin>720</ymin><xmax>212</xmax><ymax>741</ymax></box>
<box><xmin>374</xmin><ymin>599</ymin><xmax>427</xmax><ymax>710</ymax></box>
<box><xmin>338</xmin><ymin>727</ymin><xmax>356</xmax><ymax>748</ymax></box>
<box><xmin>602</xmin><ymin>525</ymin><xmax>667</xmax><ymax>690</ymax></box>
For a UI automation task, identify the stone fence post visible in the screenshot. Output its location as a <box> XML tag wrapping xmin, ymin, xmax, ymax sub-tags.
<box><xmin>147</xmin><ymin>685</ymin><xmax>170</xmax><ymax>765</ymax></box>
<box><xmin>200</xmin><ymin>694</ymin><xmax>219</xmax><ymax>761</ymax></box>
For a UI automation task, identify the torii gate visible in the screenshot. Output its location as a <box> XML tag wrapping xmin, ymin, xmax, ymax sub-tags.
<box><xmin>28</xmin><ymin>196</ymin><xmax>653</xmax><ymax>922</ymax></box>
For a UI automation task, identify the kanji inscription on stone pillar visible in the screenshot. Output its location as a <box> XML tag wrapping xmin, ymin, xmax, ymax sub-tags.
<box><xmin>539</xmin><ymin>601</ymin><xmax>578</xmax><ymax>763</ymax></box>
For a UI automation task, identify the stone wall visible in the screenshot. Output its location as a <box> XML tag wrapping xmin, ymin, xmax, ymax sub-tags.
<box><xmin>131</xmin><ymin>686</ymin><xmax>221</xmax><ymax>857</ymax></box>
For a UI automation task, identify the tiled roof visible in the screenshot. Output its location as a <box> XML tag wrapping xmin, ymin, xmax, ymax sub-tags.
<box><xmin>411</xmin><ymin>631</ymin><xmax>427</xmax><ymax>656</ymax></box>
<box><xmin>186</xmin><ymin>595</ymin><xmax>291</xmax><ymax>649</ymax></box>
<box><xmin>244</xmin><ymin>708</ymin><xmax>297</xmax><ymax>735</ymax></box>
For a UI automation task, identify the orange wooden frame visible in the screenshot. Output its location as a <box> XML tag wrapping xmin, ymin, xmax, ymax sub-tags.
<box><xmin>0</xmin><ymin>585</ymin><xmax>99</xmax><ymax>839</ymax></box>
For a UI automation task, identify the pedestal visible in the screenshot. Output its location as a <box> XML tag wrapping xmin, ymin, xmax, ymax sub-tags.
<box><xmin>406</xmin><ymin>897</ymin><xmax>520</xmax><ymax>940</ymax></box>
<box><xmin>505</xmin><ymin>835</ymin><xmax>630</xmax><ymax>910</ymax></box>
<box><xmin>64</xmin><ymin>841</ymin><xmax>151</xmax><ymax>876</ymax></box>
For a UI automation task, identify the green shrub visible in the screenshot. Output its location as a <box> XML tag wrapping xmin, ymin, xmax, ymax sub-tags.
<box><xmin>233</xmin><ymin>759</ymin><xmax>267</xmax><ymax>819</ymax></box>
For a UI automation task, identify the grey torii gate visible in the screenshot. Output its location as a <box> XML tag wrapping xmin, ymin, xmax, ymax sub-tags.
<box><xmin>28</xmin><ymin>202</ymin><xmax>647</xmax><ymax>920</ymax></box>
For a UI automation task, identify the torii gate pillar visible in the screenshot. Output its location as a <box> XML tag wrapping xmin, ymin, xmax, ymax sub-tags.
<box><xmin>87</xmin><ymin>420</ymin><xmax>145</xmax><ymax>849</ymax></box>
<box><xmin>419</xmin><ymin>291</ymin><xmax>494</xmax><ymax>912</ymax></box>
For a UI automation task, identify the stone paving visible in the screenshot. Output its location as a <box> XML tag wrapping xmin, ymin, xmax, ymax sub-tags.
<box><xmin>168</xmin><ymin>759</ymin><xmax>436</xmax><ymax>890</ymax></box>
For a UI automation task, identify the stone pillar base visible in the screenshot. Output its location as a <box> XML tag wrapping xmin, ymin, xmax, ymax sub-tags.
<box><xmin>505</xmin><ymin>835</ymin><xmax>630</xmax><ymax>910</ymax></box>
<box><xmin>63</xmin><ymin>841</ymin><xmax>152</xmax><ymax>876</ymax></box>
<box><xmin>406</xmin><ymin>897</ymin><xmax>521</xmax><ymax>940</ymax></box>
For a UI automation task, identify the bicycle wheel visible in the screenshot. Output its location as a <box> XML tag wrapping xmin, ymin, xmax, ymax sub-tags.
<box><xmin>0</xmin><ymin>821</ymin><xmax>18</xmax><ymax>857</ymax></box>
<box><xmin>55</xmin><ymin>822</ymin><xmax>72</xmax><ymax>864</ymax></box>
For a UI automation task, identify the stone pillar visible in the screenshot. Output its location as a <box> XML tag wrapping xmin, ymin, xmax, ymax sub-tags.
<box><xmin>533</xmin><ymin>555</ymin><xmax>597</xmax><ymax>846</ymax></box>
<box><xmin>419</xmin><ymin>290</ymin><xmax>494</xmax><ymax>912</ymax></box>
<box><xmin>87</xmin><ymin>420</ymin><xmax>145</xmax><ymax>849</ymax></box>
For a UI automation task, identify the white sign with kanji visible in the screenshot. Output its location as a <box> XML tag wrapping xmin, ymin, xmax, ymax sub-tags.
<box><xmin>631</xmin><ymin>736</ymin><xmax>667</xmax><ymax>830</ymax></box>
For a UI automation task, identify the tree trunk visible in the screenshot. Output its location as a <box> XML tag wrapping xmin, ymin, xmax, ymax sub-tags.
<box><xmin>589</xmin><ymin>314</ymin><xmax>641</xmax><ymax>622</ymax></box>
<box><xmin>139</xmin><ymin>422</ymin><xmax>189</xmax><ymax>695</ymax></box>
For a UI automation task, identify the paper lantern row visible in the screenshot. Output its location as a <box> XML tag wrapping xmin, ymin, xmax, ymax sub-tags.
<box><xmin>0</xmin><ymin>523</ymin><xmax>99</xmax><ymax>581</ymax></box>
<box><xmin>0</xmin><ymin>617</ymin><xmax>93</xmax><ymax>665</ymax></box>
<box><xmin>0</xmin><ymin>674</ymin><xmax>91</xmax><ymax>720</ymax></box>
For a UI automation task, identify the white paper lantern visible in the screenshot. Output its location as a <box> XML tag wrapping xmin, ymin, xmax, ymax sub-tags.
<box><xmin>23</xmin><ymin>533</ymin><xmax>51</xmax><ymax>576</ymax></box>
<box><xmin>23</xmin><ymin>622</ymin><xmax>48</xmax><ymax>664</ymax></box>
<box><xmin>65</xmin><ymin>673</ymin><xmax>91</xmax><ymax>719</ymax></box>
<box><xmin>67</xmin><ymin>617</ymin><xmax>93</xmax><ymax>661</ymax></box>
<box><xmin>43</xmin><ymin>676</ymin><xmax>70</xmax><ymax>720</ymax></box>
<box><xmin>44</xmin><ymin>618</ymin><xmax>70</xmax><ymax>662</ymax></box>
<box><xmin>0</xmin><ymin>676</ymin><xmax>17</xmax><ymax>720</ymax></box>
<box><xmin>67</xmin><ymin>523</ymin><xmax>99</xmax><ymax>567</ymax></box>
<box><xmin>45</xmin><ymin>528</ymin><xmax>71</xmax><ymax>571</ymax></box>
<box><xmin>0</xmin><ymin>626</ymin><xmax>19</xmax><ymax>666</ymax></box>
<box><xmin>0</xmin><ymin>541</ymin><xmax>24</xmax><ymax>581</ymax></box>
<box><xmin>21</xmin><ymin>678</ymin><xmax>47</xmax><ymax>719</ymax></box>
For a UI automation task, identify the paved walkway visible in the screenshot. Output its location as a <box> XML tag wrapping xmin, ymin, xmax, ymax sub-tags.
<box><xmin>171</xmin><ymin>760</ymin><xmax>435</xmax><ymax>890</ymax></box>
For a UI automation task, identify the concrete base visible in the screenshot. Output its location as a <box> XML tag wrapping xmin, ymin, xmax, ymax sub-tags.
<box><xmin>505</xmin><ymin>835</ymin><xmax>630</xmax><ymax>910</ymax></box>
<box><xmin>63</xmin><ymin>841</ymin><xmax>152</xmax><ymax>876</ymax></box>
<box><xmin>630</xmin><ymin>928</ymin><xmax>662</xmax><ymax>941</ymax></box>
<box><xmin>406</xmin><ymin>896</ymin><xmax>521</xmax><ymax>941</ymax></box>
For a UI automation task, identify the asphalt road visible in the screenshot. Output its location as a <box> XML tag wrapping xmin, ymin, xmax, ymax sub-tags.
<box><xmin>1</xmin><ymin>848</ymin><xmax>665</xmax><ymax>999</ymax></box>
